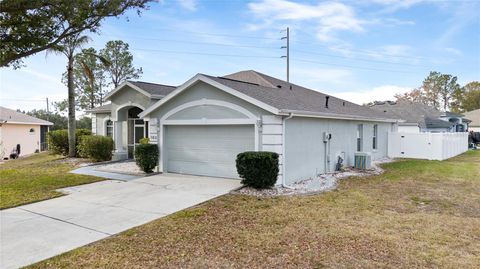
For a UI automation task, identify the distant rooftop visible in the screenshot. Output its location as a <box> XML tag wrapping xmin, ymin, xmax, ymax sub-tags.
<box><xmin>0</xmin><ymin>106</ymin><xmax>53</xmax><ymax>125</ymax></box>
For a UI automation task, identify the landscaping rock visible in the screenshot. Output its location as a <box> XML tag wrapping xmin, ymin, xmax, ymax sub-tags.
<box><xmin>233</xmin><ymin>158</ymin><xmax>395</xmax><ymax>197</ymax></box>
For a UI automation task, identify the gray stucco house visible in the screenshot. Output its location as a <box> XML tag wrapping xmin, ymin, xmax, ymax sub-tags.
<box><xmin>88</xmin><ymin>70</ymin><xmax>400</xmax><ymax>185</ymax></box>
<box><xmin>369</xmin><ymin>100</ymin><xmax>470</xmax><ymax>133</ymax></box>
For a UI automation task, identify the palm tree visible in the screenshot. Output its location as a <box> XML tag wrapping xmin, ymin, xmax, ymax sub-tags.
<box><xmin>50</xmin><ymin>33</ymin><xmax>90</xmax><ymax>157</ymax></box>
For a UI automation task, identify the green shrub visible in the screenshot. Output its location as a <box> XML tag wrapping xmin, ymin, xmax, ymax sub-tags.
<box><xmin>139</xmin><ymin>137</ymin><xmax>150</xmax><ymax>145</ymax></box>
<box><xmin>77</xmin><ymin>135</ymin><xmax>114</xmax><ymax>162</ymax></box>
<box><xmin>47</xmin><ymin>129</ymin><xmax>92</xmax><ymax>156</ymax></box>
<box><xmin>47</xmin><ymin>129</ymin><xmax>69</xmax><ymax>155</ymax></box>
<box><xmin>134</xmin><ymin>144</ymin><xmax>159</xmax><ymax>173</ymax></box>
<box><xmin>236</xmin><ymin>151</ymin><xmax>279</xmax><ymax>189</ymax></box>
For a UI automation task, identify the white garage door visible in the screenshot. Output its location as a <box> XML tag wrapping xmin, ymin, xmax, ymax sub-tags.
<box><xmin>165</xmin><ymin>125</ymin><xmax>255</xmax><ymax>178</ymax></box>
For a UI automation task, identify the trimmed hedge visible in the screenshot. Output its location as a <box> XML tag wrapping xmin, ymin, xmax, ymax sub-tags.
<box><xmin>47</xmin><ymin>129</ymin><xmax>92</xmax><ymax>156</ymax></box>
<box><xmin>236</xmin><ymin>151</ymin><xmax>279</xmax><ymax>189</ymax></box>
<box><xmin>77</xmin><ymin>135</ymin><xmax>114</xmax><ymax>162</ymax></box>
<box><xmin>134</xmin><ymin>144</ymin><xmax>159</xmax><ymax>173</ymax></box>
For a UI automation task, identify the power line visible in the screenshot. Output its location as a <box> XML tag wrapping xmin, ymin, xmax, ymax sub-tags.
<box><xmin>292</xmin><ymin>49</ymin><xmax>426</xmax><ymax>67</ymax></box>
<box><xmin>101</xmin><ymin>47</ymin><xmax>281</xmax><ymax>59</ymax></box>
<box><xmin>291</xmin><ymin>58</ymin><xmax>418</xmax><ymax>74</ymax></box>
<box><xmin>105</xmin><ymin>27</ymin><xmax>280</xmax><ymax>40</ymax></box>
<box><xmin>99</xmin><ymin>35</ymin><xmax>279</xmax><ymax>49</ymax></box>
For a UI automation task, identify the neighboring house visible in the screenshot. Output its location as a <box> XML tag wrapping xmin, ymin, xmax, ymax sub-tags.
<box><xmin>464</xmin><ymin>108</ymin><xmax>480</xmax><ymax>132</ymax></box>
<box><xmin>369</xmin><ymin>101</ymin><xmax>470</xmax><ymax>133</ymax></box>
<box><xmin>0</xmin><ymin>106</ymin><xmax>53</xmax><ymax>160</ymax></box>
<box><xmin>88</xmin><ymin>70</ymin><xmax>401</xmax><ymax>185</ymax></box>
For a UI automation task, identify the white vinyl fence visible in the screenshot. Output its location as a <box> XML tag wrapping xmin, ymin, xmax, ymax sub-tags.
<box><xmin>388</xmin><ymin>132</ymin><xmax>468</xmax><ymax>161</ymax></box>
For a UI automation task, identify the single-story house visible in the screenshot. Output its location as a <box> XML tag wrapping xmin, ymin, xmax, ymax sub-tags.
<box><xmin>0</xmin><ymin>106</ymin><xmax>53</xmax><ymax>159</ymax></box>
<box><xmin>464</xmin><ymin>108</ymin><xmax>480</xmax><ymax>132</ymax></box>
<box><xmin>369</xmin><ymin>101</ymin><xmax>470</xmax><ymax>133</ymax></box>
<box><xmin>88</xmin><ymin>70</ymin><xmax>401</xmax><ymax>185</ymax></box>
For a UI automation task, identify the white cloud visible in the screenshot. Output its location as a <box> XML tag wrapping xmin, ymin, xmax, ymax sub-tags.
<box><xmin>331</xmin><ymin>85</ymin><xmax>412</xmax><ymax>105</ymax></box>
<box><xmin>370</xmin><ymin>0</ymin><xmax>428</xmax><ymax>13</ymax></box>
<box><xmin>444</xmin><ymin>47</ymin><xmax>463</xmax><ymax>56</ymax></box>
<box><xmin>248</xmin><ymin>0</ymin><xmax>364</xmax><ymax>42</ymax></box>
<box><xmin>177</xmin><ymin>0</ymin><xmax>197</xmax><ymax>11</ymax></box>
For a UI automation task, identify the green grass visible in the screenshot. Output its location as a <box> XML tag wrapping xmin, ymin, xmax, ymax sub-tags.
<box><xmin>0</xmin><ymin>152</ymin><xmax>103</xmax><ymax>209</ymax></box>
<box><xmin>30</xmin><ymin>151</ymin><xmax>480</xmax><ymax>268</ymax></box>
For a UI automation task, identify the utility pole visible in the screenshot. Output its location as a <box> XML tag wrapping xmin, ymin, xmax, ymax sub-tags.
<box><xmin>281</xmin><ymin>27</ymin><xmax>290</xmax><ymax>82</ymax></box>
<box><xmin>46</xmin><ymin>97</ymin><xmax>50</xmax><ymax>121</ymax></box>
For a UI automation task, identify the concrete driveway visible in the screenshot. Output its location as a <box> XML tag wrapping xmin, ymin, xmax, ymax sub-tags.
<box><xmin>0</xmin><ymin>174</ymin><xmax>241</xmax><ymax>269</ymax></box>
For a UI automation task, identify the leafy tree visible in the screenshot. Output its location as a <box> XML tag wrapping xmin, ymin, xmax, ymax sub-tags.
<box><xmin>394</xmin><ymin>87</ymin><xmax>428</xmax><ymax>105</ymax></box>
<box><xmin>0</xmin><ymin>0</ymin><xmax>151</xmax><ymax>68</ymax></box>
<box><xmin>25</xmin><ymin>109</ymin><xmax>67</xmax><ymax>130</ymax></box>
<box><xmin>22</xmin><ymin>109</ymin><xmax>92</xmax><ymax>131</ymax></box>
<box><xmin>422</xmin><ymin>71</ymin><xmax>443</xmax><ymax>110</ymax></box>
<box><xmin>438</xmin><ymin>74</ymin><xmax>460</xmax><ymax>111</ymax></box>
<box><xmin>77</xmin><ymin>116</ymin><xmax>92</xmax><ymax>130</ymax></box>
<box><xmin>100</xmin><ymin>40</ymin><xmax>142</xmax><ymax>88</ymax></box>
<box><xmin>451</xmin><ymin>81</ymin><xmax>480</xmax><ymax>112</ymax></box>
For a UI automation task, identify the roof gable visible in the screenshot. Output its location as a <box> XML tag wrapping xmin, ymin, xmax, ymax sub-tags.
<box><xmin>104</xmin><ymin>81</ymin><xmax>176</xmax><ymax>101</ymax></box>
<box><xmin>0</xmin><ymin>106</ymin><xmax>53</xmax><ymax>125</ymax></box>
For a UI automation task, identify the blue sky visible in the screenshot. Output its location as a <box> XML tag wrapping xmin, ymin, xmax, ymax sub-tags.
<box><xmin>1</xmin><ymin>0</ymin><xmax>479</xmax><ymax>112</ymax></box>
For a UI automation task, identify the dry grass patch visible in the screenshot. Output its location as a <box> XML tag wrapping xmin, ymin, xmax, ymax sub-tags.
<box><xmin>30</xmin><ymin>151</ymin><xmax>480</xmax><ymax>268</ymax></box>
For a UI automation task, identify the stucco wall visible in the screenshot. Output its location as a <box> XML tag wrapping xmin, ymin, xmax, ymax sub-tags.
<box><xmin>284</xmin><ymin>117</ymin><xmax>392</xmax><ymax>184</ymax></box>
<box><xmin>93</xmin><ymin>113</ymin><xmax>112</xmax><ymax>136</ymax></box>
<box><xmin>148</xmin><ymin>81</ymin><xmax>271</xmax><ymax>120</ymax></box>
<box><xmin>0</xmin><ymin>124</ymin><xmax>41</xmax><ymax>158</ymax></box>
<box><xmin>110</xmin><ymin>86</ymin><xmax>155</xmax><ymax>121</ymax></box>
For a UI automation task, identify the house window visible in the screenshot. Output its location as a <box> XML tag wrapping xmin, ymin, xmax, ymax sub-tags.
<box><xmin>105</xmin><ymin>120</ymin><xmax>113</xmax><ymax>137</ymax></box>
<box><xmin>373</xmin><ymin>124</ymin><xmax>378</xmax><ymax>150</ymax></box>
<box><xmin>357</xmin><ymin>124</ymin><xmax>363</xmax><ymax>152</ymax></box>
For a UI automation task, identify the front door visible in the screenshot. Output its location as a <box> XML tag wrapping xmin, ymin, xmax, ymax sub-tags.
<box><xmin>127</xmin><ymin>119</ymin><xmax>147</xmax><ymax>158</ymax></box>
<box><xmin>126</xmin><ymin>107</ymin><xmax>148</xmax><ymax>159</ymax></box>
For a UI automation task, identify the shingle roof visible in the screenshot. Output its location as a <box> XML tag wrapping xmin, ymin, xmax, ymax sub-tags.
<box><xmin>369</xmin><ymin>101</ymin><xmax>453</xmax><ymax>128</ymax></box>
<box><xmin>0</xmin><ymin>106</ymin><xmax>53</xmax><ymax>125</ymax></box>
<box><xmin>86</xmin><ymin>103</ymin><xmax>111</xmax><ymax>113</ymax></box>
<box><xmin>464</xmin><ymin>109</ymin><xmax>480</xmax><ymax>127</ymax></box>
<box><xmin>128</xmin><ymin>81</ymin><xmax>176</xmax><ymax>97</ymax></box>
<box><xmin>204</xmin><ymin>70</ymin><xmax>398</xmax><ymax>121</ymax></box>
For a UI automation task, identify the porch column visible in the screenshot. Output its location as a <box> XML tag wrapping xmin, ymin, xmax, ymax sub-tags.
<box><xmin>114</xmin><ymin>121</ymin><xmax>123</xmax><ymax>152</ymax></box>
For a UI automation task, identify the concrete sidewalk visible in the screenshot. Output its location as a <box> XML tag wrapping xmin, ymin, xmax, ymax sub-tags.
<box><xmin>0</xmin><ymin>174</ymin><xmax>241</xmax><ymax>269</ymax></box>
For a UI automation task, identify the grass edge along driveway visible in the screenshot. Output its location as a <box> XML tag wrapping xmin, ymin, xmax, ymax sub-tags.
<box><xmin>0</xmin><ymin>152</ymin><xmax>103</xmax><ymax>209</ymax></box>
<box><xmin>29</xmin><ymin>151</ymin><xmax>480</xmax><ymax>268</ymax></box>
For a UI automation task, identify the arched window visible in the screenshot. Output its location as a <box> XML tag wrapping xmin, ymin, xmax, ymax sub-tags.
<box><xmin>105</xmin><ymin>120</ymin><xmax>113</xmax><ymax>137</ymax></box>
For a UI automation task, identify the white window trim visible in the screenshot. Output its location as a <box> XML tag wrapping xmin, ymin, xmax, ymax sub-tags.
<box><xmin>112</xmin><ymin>102</ymin><xmax>146</xmax><ymax>121</ymax></box>
<box><xmin>104</xmin><ymin>118</ymin><xmax>114</xmax><ymax>137</ymax></box>
<box><xmin>373</xmin><ymin>124</ymin><xmax>378</xmax><ymax>150</ymax></box>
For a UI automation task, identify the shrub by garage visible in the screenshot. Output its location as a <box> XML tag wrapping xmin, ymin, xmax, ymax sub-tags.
<box><xmin>135</xmin><ymin>140</ymin><xmax>159</xmax><ymax>173</ymax></box>
<box><xmin>77</xmin><ymin>135</ymin><xmax>114</xmax><ymax>162</ymax></box>
<box><xmin>47</xmin><ymin>129</ymin><xmax>92</xmax><ymax>156</ymax></box>
<box><xmin>236</xmin><ymin>151</ymin><xmax>279</xmax><ymax>189</ymax></box>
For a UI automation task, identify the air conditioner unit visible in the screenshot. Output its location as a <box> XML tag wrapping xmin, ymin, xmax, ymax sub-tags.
<box><xmin>354</xmin><ymin>152</ymin><xmax>371</xmax><ymax>170</ymax></box>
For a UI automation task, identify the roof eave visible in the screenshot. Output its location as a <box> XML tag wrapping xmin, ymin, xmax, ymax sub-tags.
<box><xmin>279</xmin><ymin>109</ymin><xmax>404</xmax><ymax>123</ymax></box>
<box><xmin>3</xmin><ymin>121</ymin><xmax>53</xmax><ymax>126</ymax></box>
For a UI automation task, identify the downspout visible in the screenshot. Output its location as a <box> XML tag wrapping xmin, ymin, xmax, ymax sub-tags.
<box><xmin>156</xmin><ymin>120</ymin><xmax>160</xmax><ymax>173</ymax></box>
<box><xmin>282</xmin><ymin>112</ymin><xmax>294</xmax><ymax>188</ymax></box>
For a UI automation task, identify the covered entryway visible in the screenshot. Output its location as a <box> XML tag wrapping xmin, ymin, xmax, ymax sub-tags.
<box><xmin>164</xmin><ymin>125</ymin><xmax>255</xmax><ymax>178</ymax></box>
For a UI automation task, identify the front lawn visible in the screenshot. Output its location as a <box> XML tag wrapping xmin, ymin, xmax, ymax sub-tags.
<box><xmin>31</xmin><ymin>151</ymin><xmax>480</xmax><ymax>268</ymax></box>
<box><xmin>0</xmin><ymin>152</ymin><xmax>103</xmax><ymax>209</ymax></box>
